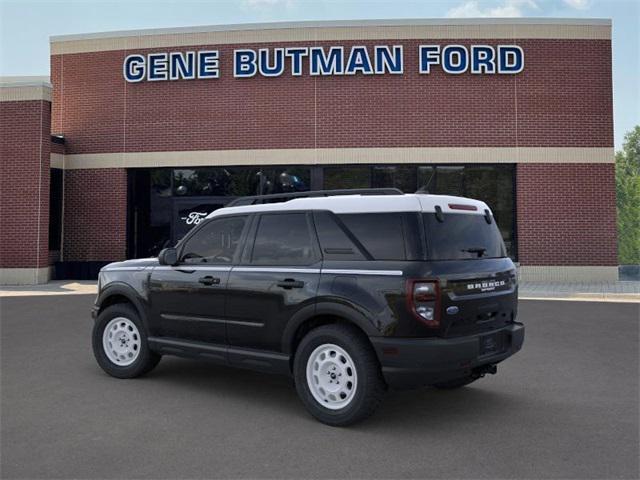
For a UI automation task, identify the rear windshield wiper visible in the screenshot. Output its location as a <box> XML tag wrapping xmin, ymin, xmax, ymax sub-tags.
<box><xmin>461</xmin><ymin>247</ymin><xmax>487</xmax><ymax>257</ymax></box>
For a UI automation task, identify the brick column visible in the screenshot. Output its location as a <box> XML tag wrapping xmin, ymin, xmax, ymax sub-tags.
<box><xmin>0</xmin><ymin>78</ymin><xmax>52</xmax><ymax>285</ymax></box>
<box><xmin>516</xmin><ymin>163</ymin><xmax>618</xmax><ymax>281</ymax></box>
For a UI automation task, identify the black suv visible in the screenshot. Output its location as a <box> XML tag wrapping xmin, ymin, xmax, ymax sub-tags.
<box><xmin>92</xmin><ymin>189</ymin><xmax>524</xmax><ymax>426</ymax></box>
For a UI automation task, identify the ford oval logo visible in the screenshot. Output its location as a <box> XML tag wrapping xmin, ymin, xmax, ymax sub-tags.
<box><xmin>446</xmin><ymin>306</ymin><xmax>459</xmax><ymax>315</ymax></box>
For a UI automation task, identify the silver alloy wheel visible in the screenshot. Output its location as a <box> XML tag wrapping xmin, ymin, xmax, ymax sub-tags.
<box><xmin>306</xmin><ymin>343</ymin><xmax>358</xmax><ymax>410</ymax></box>
<box><xmin>102</xmin><ymin>317</ymin><xmax>141</xmax><ymax>367</ymax></box>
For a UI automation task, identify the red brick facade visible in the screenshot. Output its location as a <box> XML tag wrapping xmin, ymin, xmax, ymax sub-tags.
<box><xmin>517</xmin><ymin>163</ymin><xmax>617</xmax><ymax>266</ymax></box>
<box><xmin>51</xmin><ymin>39</ymin><xmax>612</xmax><ymax>154</ymax></box>
<box><xmin>0</xmin><ymin>21</ymin><xmax>615</xmax><ymax>282</ymax></box>
<box><xmin>50</xmin><ymin>140</ymin><xmax>65</xmax><ymax>154</ymax></box>
<box><xmin>62</xmin><ymin>168</ymin><xmax>127</xmax><ymax>261</ymax></box>
<box><xmin>0</xmin><ymin>99</ymin><xmax>50</xmax><ymax>270</ymax></box>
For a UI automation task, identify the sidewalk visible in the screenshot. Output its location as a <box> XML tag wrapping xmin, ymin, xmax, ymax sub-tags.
<box><xmin>1</xmin><ymin>280</ymin><xmax>639</xmax><ymax>303</ymax></box>
<box><xmin>519</xmin><ymin>281</ymin><xmax>640</xmax><ymax>303</ymax></box>
<box><xmin>0</xmin><ymin>281</ymin><xmax>98</xmax><ymax>297</ymax></box>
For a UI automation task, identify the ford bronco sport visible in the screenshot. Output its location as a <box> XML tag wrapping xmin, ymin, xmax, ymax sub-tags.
<box><xmin>92</xmin><ymin>189</ymin><xmax>524</xmax><ymax>426</ymax></box>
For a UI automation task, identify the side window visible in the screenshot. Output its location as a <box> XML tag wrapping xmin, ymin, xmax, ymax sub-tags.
<box><xmin>251</xmin><ymin>213</ymin><xmax>317</xmax><ymax>265</ymax></box>
<box><xmin>337</xmin><ymin>213</ymin><xmax>407</xmax><ymax>261</ymax></box>
<box><xmin>180</xmin><ymin>216</ymin><xmax>247</xmax><ymax>264</ymax></box>
<box><xmin>313</xmin><ymin>211</ymin><xmax>366</xmax><ymax>261</ymax></box>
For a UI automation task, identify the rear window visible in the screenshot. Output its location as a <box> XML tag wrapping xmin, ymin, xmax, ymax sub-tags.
<box><xmin>423</xmin><ymin>213</ymin><xmax>506</xmax><ymax>260</ymax></box>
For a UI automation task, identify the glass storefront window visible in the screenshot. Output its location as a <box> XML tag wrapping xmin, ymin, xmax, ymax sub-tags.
<box><xmin>258</xmin><ymin>167</ymin><xmax>311</xmax><ymax>195</ymax></box>
<box><xmin>172</xmin><ymin>167</ymin><xmax>310</xmax><ymax>197</ymax></box>
<box><xmin>372</xmin><ymin>165</ymin><xmax>416</xmax><ymax>192</ymax></box>
<box><xmin>417</xmin><ymin>166</ymin><xmax>435</xmax><ymax>193</ymax></box>
<box><xmin>173</xmin><ymin>168</ymin><xmax>232</xmax><ymax>196</ymax></box>
<box><xmin>130</xmin><ymin>163</ymin><xmax>517</xmax><ymax>260</ymax></box>
<box><xmin>227</xmin><ymin>167</ymin><xmax>261</xmax><ymax>197</ymax></box>
<box><xmin>151</xmin><ymin>169</ymin><xmax>172</xmax><ymax>197</ymax></box>
<box><xmin>434</xmin><ymin>166</ymin><xmax>464</xmax><ymax>196</ymax></box>
<box><xmin>323</xmin><ymin>166</ymin><xmax>371</xmax><ymax>189</ymax></box>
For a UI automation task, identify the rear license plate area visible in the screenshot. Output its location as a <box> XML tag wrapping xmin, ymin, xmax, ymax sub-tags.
<box><xmin>479</xmin><ymin>332</ymin><xmax>506</xmax><ymax>356</ymax></box>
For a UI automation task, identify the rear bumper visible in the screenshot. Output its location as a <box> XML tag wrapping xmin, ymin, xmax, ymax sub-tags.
<box><xmin>370</xmin><ymin>323</ymin><xmax>524</xmax><ymax>390</ymax></box>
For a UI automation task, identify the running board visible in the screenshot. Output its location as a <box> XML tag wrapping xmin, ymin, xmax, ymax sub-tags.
<box><xmin>147</xmin><ymin>337</ymin><xmax>291</xmax><ymax>375</ymax></box>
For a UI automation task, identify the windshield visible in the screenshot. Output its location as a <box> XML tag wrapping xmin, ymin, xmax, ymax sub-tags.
<box><xmin>423</xmin><ymin>213</ymin><xmax>507</xmax><ymax>260</ymax></box>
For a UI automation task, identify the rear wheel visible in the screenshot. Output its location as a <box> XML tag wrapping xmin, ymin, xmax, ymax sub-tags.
<box><xmin>294</xmin><ymin>324</ymin><xmax>386</xmax><ymax>426</ymax></box>
<box><xmin>92</xmin><ymin>303</ymin><xmax>161</xmax><ymax>379</ymax></box>
<box><xmin>433</xmin><ymin>375</ymin><xmax>478</xmax><ymax>389</ymax></box>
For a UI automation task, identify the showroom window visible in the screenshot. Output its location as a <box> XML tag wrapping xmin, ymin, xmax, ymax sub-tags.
<box><xmin>172</xmin><ymin>167</ymin><xmax>310</xmax><ymax>197</ymax></box>
<box><xmin>322</xmin><ymin>164</ymin><xmax>516</xmax><ymax>259</ymax></box>
<box><xmin>128</xmin><ymin>163</ymin><xmax>516</xmax><ymax>260</ymax></box>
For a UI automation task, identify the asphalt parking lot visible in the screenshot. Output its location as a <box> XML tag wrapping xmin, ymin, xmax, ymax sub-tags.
<box><xmin>1</xmin><ymin>295</ymin><xmax>638</xmax><ymax>479</ymax></box>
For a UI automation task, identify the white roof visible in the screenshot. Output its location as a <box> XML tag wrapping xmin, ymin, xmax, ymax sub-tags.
<box><xmin>208</xmin><ymin>194</ymin><xmax>491</xmax><ymax>218</ymax></box>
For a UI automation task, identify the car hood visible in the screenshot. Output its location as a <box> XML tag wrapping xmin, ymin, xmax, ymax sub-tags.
<box><xmin>102</xmin><ymin>257</ymin><xmax>160</xmax><ymax>270</ymax></box>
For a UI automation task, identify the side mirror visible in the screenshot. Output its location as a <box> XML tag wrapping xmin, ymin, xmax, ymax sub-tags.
<box><xmin>158</xmin><ymin>247</ymin><xmax>178</xmax><ymax>266</ymax></box>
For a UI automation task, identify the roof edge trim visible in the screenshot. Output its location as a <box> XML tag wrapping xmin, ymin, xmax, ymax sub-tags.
<box><xmin>50</xmin><ymin>17</ymin><xmax>612</xmax><ymax>43</ymax></box>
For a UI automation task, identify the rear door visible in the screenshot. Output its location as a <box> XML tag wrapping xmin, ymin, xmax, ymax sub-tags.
<box><xmin>225</xmin><ymin>211</ymin><xmax>322</xmax><ymax>352</ymax></box>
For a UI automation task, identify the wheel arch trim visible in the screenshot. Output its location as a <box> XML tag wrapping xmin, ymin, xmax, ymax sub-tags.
<box><xmin>281</xmin><ymin>301</ymin><xmax>380</xmax><ymax>355</ymax></box>
<box><xmin>96</xmin><ymin>282</ymin><xmax>149</xmax><ymax>329</ymax></box>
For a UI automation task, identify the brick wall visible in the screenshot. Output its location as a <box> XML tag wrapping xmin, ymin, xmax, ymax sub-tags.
<box><xmin>62</xmin><ymin>168</ymin><xmax>127</xmax><ymax>261</ymax></box>
<box><xmin>51</xmin><ymin>39</ymin><xmax>612</xmax><ymax>154</ymax></box>
<box><xmin>51</xmin><ymin>141</ymin><xmax>65</xmax><ymax>154</ymax></box>
<box><xmin>0</xmin><ymin>100</ymin><xmax>50</xmax><ymax>269</ymax></box>
<box><xmin>516</xmin><ymin>163</ymin><xmax>617</xmax><ymax>266</ymax></box>
<box><xmin>48</xmin><ymin>34</ymin><xmax>615</xmax><ymax>268</ymax></box>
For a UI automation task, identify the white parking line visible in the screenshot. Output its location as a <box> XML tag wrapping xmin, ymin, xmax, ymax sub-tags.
<box><xmin>519</xmin><ymin>295</ymin><xmax>640</xmax><ymax>304</ymax></box>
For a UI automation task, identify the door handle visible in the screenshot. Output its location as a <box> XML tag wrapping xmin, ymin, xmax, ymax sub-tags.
<box><xmin>277</xmin><ymin>279</ymin><xmax>304</xmax><ymax>289</ymax></box>
<box><xmin>198</xmin><ymin>276</ymin><xmax>221</xmax><ymax>286</ymax></box>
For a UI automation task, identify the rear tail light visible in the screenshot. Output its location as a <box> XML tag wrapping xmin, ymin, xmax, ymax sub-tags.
<box><xmin>407</xmin><ymin>280</ymin><xmax>440</xmax><ymax>328</ymax></box>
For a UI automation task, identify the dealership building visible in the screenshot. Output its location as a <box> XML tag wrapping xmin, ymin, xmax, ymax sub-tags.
<box><xmin>0</xmin><ymin>18</ymin><xmax>617</xmax><ymax>284</ymax></box>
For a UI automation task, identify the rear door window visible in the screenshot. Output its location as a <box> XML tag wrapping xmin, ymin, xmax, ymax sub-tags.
<box><xmin>251</xmin><ymin>213</ymin><xmax>318</xmax><ymax>265</ymax></box>
<box><xmin>423</xmin><ymin>213</ymin><xmax>506</xmax><ymax>260</ymax></box>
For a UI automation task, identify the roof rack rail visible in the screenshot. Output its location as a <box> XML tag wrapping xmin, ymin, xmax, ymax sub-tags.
<box><xmin>226</xmin><ymin>188</ymin><xmax>403</xmax><ymax>207</ymax></box>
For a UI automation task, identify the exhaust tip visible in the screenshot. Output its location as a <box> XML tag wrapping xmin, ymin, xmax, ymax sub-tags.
<box><xmin>473</xmin><ymin>364</ymin><xmax>497</xmax><ymax>378</ymax></box>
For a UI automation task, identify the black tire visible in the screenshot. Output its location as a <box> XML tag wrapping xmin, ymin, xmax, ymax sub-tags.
<box><xmin>293</xmin><ymin>324</ymin><xmax>386</xmax><ymax>427</ymax></box>
<box><xmin>433</xmin><ymin>376</ymin><xmax>478</xmax><ymax>390</ymax></box>
<box><xmin>92</xmin><ymin>303</ymin><xmax>161</xmax><ymax>379</ymax></box>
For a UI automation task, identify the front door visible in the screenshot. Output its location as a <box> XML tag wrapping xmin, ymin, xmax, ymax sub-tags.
<box><xmin>225</xmin><ymin>212</ymin><xmax>322</xmax><ymax>353</ymax></box>
<box><xmin>148</xmin><ymin>215</ymin><xmax>249</xmax><ymax>345</ymax></box>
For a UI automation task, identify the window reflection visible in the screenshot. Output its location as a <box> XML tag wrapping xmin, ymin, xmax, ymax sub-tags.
<box><xmin>322</xmin><ymin>164</ymin><xmax>516</xmax><ymax>259</ymax></box>
<box><xmin>417</xmin><ymin>166</ymin><xmax>435</xmax><ymax>192</ymax></box>
<box><xmin>434</xmin><ymin>166</ymin><xmax>464</xmax><ymax>196</ymax></box>
<box><xmin>372</xmin><ymin>166</ymin><xmax>416</xmax><ymax>192</ymax></box>
<box><xmin>133</xmin><ymin>163</ymin><xmax>516</xmax><ymax>261</ymax></box>
<box><xmin>172</xmin><ymin>167</ymin><xmax>310</xmax><ymax>197</ymax></box>
<box><xmin>324</xmin><ymin>166</ymin><xmax>370</xmax><ymax>189</ymax></box>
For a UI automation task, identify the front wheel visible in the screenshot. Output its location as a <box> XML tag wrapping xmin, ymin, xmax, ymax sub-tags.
<box><xmin>92</xmin><ymin>303</ymin><xmax>161</xmax><ymax>379</ymax></box>
<box><xmin>293</xmin><ymin>324</ymin><xmax>386</xmax><ymax>426</ymax></box>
